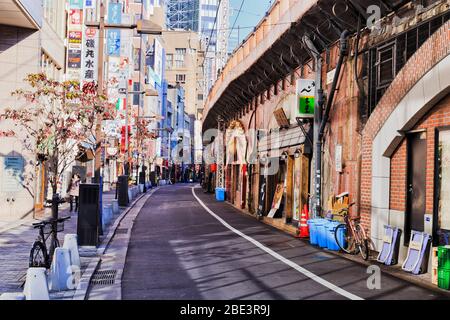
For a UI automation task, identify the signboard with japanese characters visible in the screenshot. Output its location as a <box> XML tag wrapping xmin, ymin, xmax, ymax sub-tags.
<box><xmin>107</xmin><ymin>30</ymin><xmax>121</xmax><ymax>57</ymax></box>
<box><xmin>68</xmin><ymin>49</ymin><xmax>82</xmax><ymax>69</ymax></box>
<box><xmin>118</xmin><ymin>57</ymin><xmax>130</xmax><ymax>96</ymax></box>
<box><xmin>68</xmin><ymin>31</ymin><xmax>82</xmax><ymax>49</ymax></box>
<box><xmin>107</xmin><ymin>57</ymin><xmax>121</xmax><ymax>104</ymax></box>
<box><xmin>82</xmin><ymin>27</ymin><xmax>99</xmax><ymax>83</ymax></box>
<box><xmin>108</xmin><ymin>2</ymin><xmax>122</xmax><ymax>24</ymax></box>
<box><xmin>67</xmin><ymin>6</ymin><xmax>83</xmax><ymax>80</ymax></box>
<box><xmin>296</xmin><ymin>79</ymin><xmax>316</xmax><ymax>119</ymax></box>
<box><xmin>68</xmin><ymin>9</ymin><xmax>83</xmax><ymax>28</ymax></box>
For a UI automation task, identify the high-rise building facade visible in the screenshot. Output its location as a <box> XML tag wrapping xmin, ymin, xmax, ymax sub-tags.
<box><xmin>166</xmin><ymin>0</ymin><xmax>199</xmax><ymax>31</ymax></box>
<box><xmin>165</xmin><ymin>0</ymin><xmax>229</xmax><ymax>112</ymax></box>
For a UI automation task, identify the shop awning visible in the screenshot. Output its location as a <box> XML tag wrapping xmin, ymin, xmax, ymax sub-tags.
<box><xmin>257</xmin><ymin>125</ymin><xmax>310</xmax><ymax>158</ymax></box>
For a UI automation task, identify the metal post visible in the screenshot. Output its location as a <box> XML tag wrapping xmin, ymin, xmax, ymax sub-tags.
<box><xmin>94</xmin><ymin>0</ymin><xmax>105</xmax><ymax>183</ymax></box>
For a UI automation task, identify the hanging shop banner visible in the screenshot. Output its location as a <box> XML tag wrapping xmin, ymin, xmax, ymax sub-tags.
<box><xmin>82</xmin><ymin>27</ymin><xmax>99</xmax><ymax>83</ymax></box>
<box><xmin>107</xmin><ymin>29</ymin><xmax>121</xmax><ymax>57</ymax></box>
<box><xmin>268</xmin><ymin>183</ymin><xmax>284</xmax><ymax>218</ymax></box>
<box><xmin>108</xmin><ymin>2</ymin><xmax>123</xmax><ymax>24</ymax></box>
<box><xmin>296</xmin><ymin>79</ymin><xmax>316</xmax><ymax>119</ymax></box>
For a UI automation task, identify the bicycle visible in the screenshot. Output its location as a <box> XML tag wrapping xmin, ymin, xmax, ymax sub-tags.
<box><xmin>334</xmin><ymin>203</ymin><xmax>370</xmax><ymax>260</ymax></box>
<box><xmin>29</xmin><ymin>216</ymin><xmax>71</xmax><ymax>268</ymax></box>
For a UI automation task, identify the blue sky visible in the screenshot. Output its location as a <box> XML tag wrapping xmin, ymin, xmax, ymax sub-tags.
<box><xmin>228</xmin><ymin>0</ymin><xmax>273</xmax><ymax>52</ymax></box>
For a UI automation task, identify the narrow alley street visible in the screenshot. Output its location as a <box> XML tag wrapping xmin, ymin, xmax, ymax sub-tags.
<box><xmin>121</xmin><ymin>185</ymin><xmax>447</xmax><ymax>300</ymax></box>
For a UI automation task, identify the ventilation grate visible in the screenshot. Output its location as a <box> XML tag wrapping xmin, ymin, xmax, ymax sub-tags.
<box><xmin>90</xmin><ymin>270</ymin><xmax>117</xmax><ymax>286</ymax></box>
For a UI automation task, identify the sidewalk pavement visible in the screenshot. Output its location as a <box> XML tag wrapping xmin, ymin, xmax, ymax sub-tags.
<box><xmin>0</xmin><ymin>187</ymin><xmax>143</xmax><ymax>300</ymax></box>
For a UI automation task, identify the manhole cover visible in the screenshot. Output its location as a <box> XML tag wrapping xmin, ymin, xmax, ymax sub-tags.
<box><xmin>115</xmin><ymin>228</ymin><xmax>128</xmax><ymax>235</ymax></box>
<box><xmin>90</xmin><ymin>270</ymin><xmax>117</xmax><ymax>286</ymax></box>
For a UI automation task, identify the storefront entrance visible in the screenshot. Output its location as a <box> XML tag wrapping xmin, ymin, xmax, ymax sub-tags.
<box><xmin>406</xmin><ymin>131</ymin><xmax>427</xmax><ymax>243</ymax></box>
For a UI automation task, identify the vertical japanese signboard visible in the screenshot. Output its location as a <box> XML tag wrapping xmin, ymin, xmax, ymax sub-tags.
<box><xmin>296</xmin><ymin>79</ymin><xmax>316</xmax><ymax>119</ymax></box>
<box><xmin>67</xmin><ymin>3</ymin><xmax>83</xmax><ymax>80</ymax></box>
<box><xmin>106</xmin><ymin>2</ymin><xmax>122</xmax><ymax>57</ymax></box>
<box><xmin>82</xmin><ymin>27</ymin><xmax>99</xmax><ymax>83</ymax></box>
<box><xmin>107</xmin><ymin>30</ymin><xmax>121</xmax><ymax>57</ymax></box>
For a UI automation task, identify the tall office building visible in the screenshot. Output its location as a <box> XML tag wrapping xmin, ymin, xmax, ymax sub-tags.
<box><xmin>166</xmin><ymin>0</ymin><xmax>199</xmax><ymax>31</ymax></box>
<box><xmin>165</xmin><ymin>0</ymin><xmax>229</xmax><ymax>104</ymax></box>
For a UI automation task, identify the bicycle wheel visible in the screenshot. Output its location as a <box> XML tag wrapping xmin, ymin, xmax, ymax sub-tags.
<box><xmin>355</xmin><ymin>224</ymin><xmax>370</xmax><ymax>260</ymax></box>
<box><xmin>334</xmin><ymin>224</ymin><xmax>357</xmax><ymax>254</ymax></box>
<box><xmin>29</xmin><ymin>241</ymin><xmax>48</xmax><ymax>268</ymax></box>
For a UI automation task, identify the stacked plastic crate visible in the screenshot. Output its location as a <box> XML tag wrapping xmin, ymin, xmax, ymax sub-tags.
<box><xmin>438</xmin><ymin>246</ymin><xmax>450</xmax><ymax>290</ymax></box>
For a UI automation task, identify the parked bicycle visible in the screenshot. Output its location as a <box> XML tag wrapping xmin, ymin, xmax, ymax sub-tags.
<box><xmin>29</xmin><ymin>216</ymin><xmax>71</xmax><ymax>268</ymax></box>
<box><xmin>334</xmin><ymin>203</ymin><xmax>370</xmax><ymax>260</ymax></box>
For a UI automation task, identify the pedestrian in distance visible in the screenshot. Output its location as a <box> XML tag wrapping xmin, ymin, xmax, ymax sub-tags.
<box><xmin>67</xmin><ymin>173</ymin><xmax>80</xmax><ymax>212</ymax></box>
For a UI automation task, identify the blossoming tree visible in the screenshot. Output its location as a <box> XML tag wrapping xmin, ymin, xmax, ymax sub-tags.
<box><xmin>0</xmin><ymin>73</ymin><xmax>116</xmax><ymax>219</ymax></box>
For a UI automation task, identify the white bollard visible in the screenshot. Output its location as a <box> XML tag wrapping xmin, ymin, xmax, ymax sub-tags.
<box><xmin>49</xmin><ymin>248</ymin><xmax>72</xmax><ymax>291</ymax></box>
<box><xmin>63</xmin><ymin>234</ymin><xmax>81</xmax><ymax>269</ymax></box>
<box><xmin>139</xmin><ymin>184</ymin><xmax>144</xmax><ymax>193</ymax></box>
<box><xmin>102</xmin><ymin>205</ymin><xmax>113</xmax><ymax>231</ymax></box>
<box><xmin>112</xmin><ymin>200</ymin><xmax>119</xmax><ymax>214</ymax></box>
<box><xmin>0</xmin><ymin>293</ymin><xmax>26</xmax><ymax>300</ymax></box>
<box><xmin>128</xmin><ymin>189</ymin><xmax>133</xmax><ymax>202</ymax></box>
<box><xmin>23</xmin><ymin>268</ymin><xmax>50</xmax><ymax>300</ymax></box>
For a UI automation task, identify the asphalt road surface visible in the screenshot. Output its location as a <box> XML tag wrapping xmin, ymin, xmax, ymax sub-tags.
<box><xmin>121</xmin><ymin>184</ymin><xmax>448</xmax><ymax>300</ymax></box>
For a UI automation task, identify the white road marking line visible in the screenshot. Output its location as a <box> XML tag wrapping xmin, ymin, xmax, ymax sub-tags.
<box><xmin>191</xmin><ymin>187</ymin><xmax>364</xmax><ymax>301</ymax></box>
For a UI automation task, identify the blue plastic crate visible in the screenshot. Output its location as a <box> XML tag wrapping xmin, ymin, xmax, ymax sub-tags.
<box><xmin>327</xmin><ymin>222</ymin><xmax>342</xmax><ymax>251</ymax></box>
<box><xmin>316</xmin><ymin>220</ymin><xmax>329</xmax><ymax>248</ymax></box>
<box><xmin>307</xmin><ymin>220</ymin><xmax>319</xmax><ymax>245</ymax></box>
<box><xmin>215</xmin><ymin>188</ymin><xmax>225</xmax><ymax>202</ymax></box>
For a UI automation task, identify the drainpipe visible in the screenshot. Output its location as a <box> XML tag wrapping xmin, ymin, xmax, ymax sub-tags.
<box><xmin>316</xmin><ymin>30</ymin><xmax>350</xmax><ymax>216</ymax></box>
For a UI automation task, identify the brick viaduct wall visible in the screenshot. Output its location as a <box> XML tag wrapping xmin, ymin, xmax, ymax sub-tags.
<box><xmin>360</xmin><ymin>22</ymin><xmax>450</xmax><ymax>234</ymax></box>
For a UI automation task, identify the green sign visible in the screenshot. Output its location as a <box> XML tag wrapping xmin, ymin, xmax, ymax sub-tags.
<box><xmin>299</xmin><ymin>96</ymin><xmax>315</xmax><ymax>115</ymax></box>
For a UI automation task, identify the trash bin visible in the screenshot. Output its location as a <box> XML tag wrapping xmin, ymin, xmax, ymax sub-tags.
<box><xmin>117</xmin><ymin>175</ymin><xmax>129</xmax><ymax>207</ymax></box>
<box><xmin>77</xmin><ymin>184</ymin><xmax>100</xmax><ymax>247</ymax></box>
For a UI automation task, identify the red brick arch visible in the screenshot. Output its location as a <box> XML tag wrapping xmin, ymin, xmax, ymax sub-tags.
<box><xmin>360</xmin><ymin>22</ymin><xmax>450</xmax><ymax>236</ymax></box>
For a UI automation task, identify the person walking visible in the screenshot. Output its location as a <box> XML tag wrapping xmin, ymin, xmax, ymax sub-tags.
<box><xmin>67</xmin><ymin>174</ymin><xmax>80</xmax><ymax>212</ymax></box>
